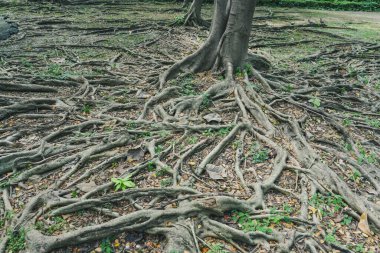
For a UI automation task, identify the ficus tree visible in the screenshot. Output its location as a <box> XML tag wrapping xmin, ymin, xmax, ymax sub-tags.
<box><xmin>162</xmin><ymin>0</ymin><xmax>257</xmax><ymax>84</ymax></box>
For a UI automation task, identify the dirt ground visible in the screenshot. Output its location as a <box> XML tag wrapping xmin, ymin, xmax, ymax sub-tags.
<box><xmin>0</xmin><ymin>1</ymin><xmax>380</xmax><ymax>253</ymax></box>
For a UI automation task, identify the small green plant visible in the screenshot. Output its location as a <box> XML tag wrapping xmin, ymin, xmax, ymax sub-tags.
<box><xmin>232</xmin><ymin>211</ymin><xmax>274</xmax><ymax>234</ymax></box>
<box><xmin>236</xmin><ymin>66</ymin><xmax>244</xmax><ymax>77</ymax></box>
<box><xmin>283</xmin><ymin>204</ymin><xmax>293</xmax><ymax>214</ymax></box>
<box><xmin>344</xmin><ymin>142</ymin><xmax>353</xmax><ymax>152</ymax></box>
<box><xmin>174</xmin><ymin>15</ymin><xmax>185</xmax><ymax>24</ymax></box>
<box><xmin>203</xmin><ymin>127</ymin><xmax>231</xmax><ymax>137</ymax></box>
<box><xmin>147</xmin><ymin>161</ymin><xmax>156</xmax><ymax>172</ymax></box>
<box><xmin>0</xmin><ymin>211</ymin><xmax>14</xmax><ymax>228</ymax></box>
<box><xmin>217</xmin><ymin>127</ymin><xmax>230</xmax><ymax>137</ymax></box>
<box><xmin>0</xmin><ymin>173</ymin><xmax>20</xmax><ymax>189</ymax></box>
<box><xmin>155</xmin><ymin>145</ymin><xmax>164</xmax><ymax>154</ymax></box>
<box><xmin>252</xmin><ymin>148</ymin><xmax>270</xmax><ymax>164</ymax></box>
<box><xmin>6</xmin><ymin>229</ymin><xmax>26</xmax><ymax>252</ymax></box>
<box><xmin>350</xmin><ymin>169</ymin><xmax>361</xmax><ymax>182</ymax></box>
<box><xmin>159</xmin><ymin>130</ymin><xmax>170</xmax><ymax>138</ymax></box>
<box><xmin>160</xmin><ymin>178</ymin><xmax>173</xmax><ymax>187</ymax></box>
<box><xmin>82</xmin><ymin>104</ymin><xmax>91</xmax><ymax>114</ymax></box>
<box><xmin>187</xmin><ymin>136</ymin><xmax>198</xmax><ymax>144</ymax></box>
<box><xmin>366</xmin><ymin>118</ymin><xmax>380</xmax><ymax>128</ymax></box>
<box><xmin>283</xmin><ymin>84</ymin><xmax>294</xmax><ymax>92</ymax></box>
<box><xmin>309</xmin><ymin>97</ymin><xmax>321</xmax><ymax>108</ymax></box>
<box><xmin>341</xmin><ymin>214</ymin><xmax>352</xmax><ymax>226</ymax></box>
<box><xmin>180</xmin><ymin>75</ymin><xmax>197</xmax><ymax>96</ymax></box>
<box><xmin>355</xmin><ymin>243</ymin><xmax>365</xmax><ymax>253</ymax></box>
<box><xmin>111</xmin><ymin>175</ymin><xmax>136</xmax><ymax>191</ymax></box>
<box><xmin>374</xmin><ymin>81</ymin><xmax>380</xmax><ymax>90</ymax></box>
<box><xmin>347</xmin><ymin>66</ymin><xmax>358</xmax><ymax>77</ymax></box>
<box><xmin>46</xmin><ymin>216</ymin><xmax>67</xmax><ymax>235</ymax></box>
<box><xmin>309</xmin><ymin>193</ymin><xmax>347</xmax><ymax>217</ymax></box>
<box><xmin>358</xmin><ymin>75</ymin><xmax>370</xmax><ymax>85</ymax></box>
<box><xmin>324</xmin><ymin>232</ymin><xmax>337</xmax><ymax>244</ymax></box>
<box><xmin>357</xmin><ymin>144</ymin><xmax>377</xmax><ymax>165</ymax></box>
<box><xmin>21</xmin><ymin>58</ymin><xmax>32</xmax><ymax>68</ymax></box>
<box><xmin>100</xmin><ymin>238</ymin><xmax>114</xmax><ymax>253</ymax></box>
<box><xmin>342</xmin><ymin>118</ymin><xmax>353</xmax><ymax>127</ymax></box>
<box><xmin>71</xmin><ymin>190</ymin><xmax>78</xmax><ymax>198</ymax></box>
<box><xmin>200</xmin><ymin>93</ymin><xmax>212</xmax><ymax>110</ymax></box>
<box><xmin>46</xmin><ymin>64</ymin><xmax>63</xmax><ymax>77</ymax></box>
<box><xmin>208</xmin><ymin>243</ymin><xmax>229</xmax><ymax>253</ymax></box>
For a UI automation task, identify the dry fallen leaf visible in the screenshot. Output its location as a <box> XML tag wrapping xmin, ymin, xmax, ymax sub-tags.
<box><xmin>206</xmin><ymin>164</ymin><xmax>226</xmax><ymax>180</ymax></box>
<box><xmin>358</xmin><ymin>212</ymin><xmax>372</xmax><ymax>236</ymax></box>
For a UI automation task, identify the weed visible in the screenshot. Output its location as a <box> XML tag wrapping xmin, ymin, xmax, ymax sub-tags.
<box><xmin>180</xmin><ymin>75</ymin><xmax>197</xmax><ymax>96</ymax></box>
<box><xmin>365</xmin><ymin>118</ymin><xmax>380</xmax><ymax>128</ymax></box>
<box><xmin>358</xmin><ymin>75</ymin><xmax>370</xmax><ymax>85</ymax></box>
<box><xmin>350</xmin><ymin>169</ymin><xmax>362</xmax><ymax>182</ymax></box>
<box><xmin>341</xmin><ymin>214</ymin><xmax>352</xmax><ymax>226</ymax></box>
<box><xmin>147</xmin><ymin>161</ymin><xmax>156</xmax><ymax>172</ymax></box>
<box><xmin>309</xmin><ymin>193</ymin><xmax>347</xmax><ymax>217</ymax></box>
<box><xmin>347</xmin><ymin>66</ymin><xmax>358</xmax><ymax>77</ymax></box>
<box><xmin>159</xmin><ymin>130</ymin><xmax>170</xmax><ymax>138</ymax></box>
<box><xmin>231</xmin><ymin>211</ymin><xmax>279</xmax><ymax>234</ymax></box>
<box><xmin>374</xmin><ymin>82</ymin><xmax>380</xmax><ymax>90</ymax></box>
<box><xmin>6</xmin><ymin>229</ymin><xmax>26</xmax><ymax>252</ymax></box>
<box><xmin>187</xmin><ymin>136</ymin><xmax>198</xmax><ymax>144</ymax></box>
<box><xmin>250</xmin><ymin>143</ymin><xmax>270</xmax><ymax>164</ymax></box>
<box><xmin>155</xmin><ymin>145</ymin><xmax>164</xmax><ymax>154</ymax></box>
<box><xmin>160</xmin><ymin>178</ymin><xmax>173</xmax><ymax>187</ymax></box>
<box><xmin>357</xmin><ymin>144</ymin><xmax>377</xmax><ymax>165</ymax></box>
<box><xmin>21</xmin><ymin>58</ymin><xmax>32</xmax><ymax>68</ymax></box>
<box><xmin>82</xmin><ymin>104</ymin><xmax>91</xmax><ymax>114</ymax></box>
<box><xmin>46</xmin><ymin>64</ymin><xmax>63</xmax><ymax>77</ymax></box>
<box><xmin>344</xmin><ymin>143</ymin><xmax>353</xmax><ymax>152</ymax></box>
<box><xmin>283</xmin><ymin>84</ymin><xmax>294</xmax><ymax>92</ymax></box>
<box><xmin>100</xmin><ymin>238</ymin><xmax>114</xmax><ymax>253</ymax></box>
<box><xmin>342</xmin><ymin>118</ymin><xmax>353</xmax><ymax>126</ymax></box>
<box><xmin>216</xmin><ymin>127</ymin><xmax>230</xmax><ymax>136</ymax></box>
<box><xmin>35</xmin><ymin>221</ymin><xmax>45</xmax><ymax>231</ymax></box>
<box><xmin>126</xmin><ymin>122</ymin><xmax>137</xmax><ymax>129</ymax></box>
<box><xmin>173</xmin><ymin>15</ymin><xmax>185</xmax><ymax>25</ymax></box>
<box><xmin>200</xmin><ymin>93</ymin><xmax>212</xmax><ymax>110</ymax></box>
<box><xmin>0</xmin><ymin>172</ymin><xmax>20</xmax><ymax>189</ymax></box>
<box><xmin>203</xmin><ymin>127</ymin><xmax>231</xmax><ymax>137</ymax></box>
<box><xmin>46</xmin><ymin>216</ymin><xmax>67</xmax><ymax>235</ymax></box>
<box><xmin>324</xmin><ymin>232</ymin><xmax>337</xmax><ymax>244</ymax></box>
<box><xmin>309</xmin><ymin>97</ymin><xmax>321</xmax><ymax>108</ymax></box>
<box><xmin>283</xmin><ymin>204</ymin><xmax>293</xmax><ymax>214</ymax></box>
<box><xmin>252</xmin><ymin>148</ymin><xmax>270</xmax><ymax>163</ymax></box>
<box><xmin>236</xmin><ymin>66</ymin><xmax>244</xmax><ymax>78</ymax></box>
<box><xmin>71</xmin><ymin>190</ymin><xmax>78</xmax><ymax>198</ymax></box>
<box><xmin>355</xmin><ymin>243</ymin><xmax>365</xmax><ymax>253</ymax></box>
<box><xmin>208</xmin><ymin>243</ymin><xmax>229</xmax><ymax>253</ymax></box>
<box><xmin>111</xmin><ymin>175</ymin><xmax>136</xmax><ymax>191</ymax></box>
<box><xmin>0</xmin><ymin>211</ymin><xmax>14</xmax><ymax>229</ymax></box>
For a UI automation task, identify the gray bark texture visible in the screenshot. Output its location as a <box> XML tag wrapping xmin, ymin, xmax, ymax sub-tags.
<box><xmin>161</xmin><ymin>0</ymin><xmax>257</xmax><ymax>85</ymax></box>
<box><xmin>0</xmin><ymin>17</ymin><xmax>18</xmax><ymax>41</ymax></box>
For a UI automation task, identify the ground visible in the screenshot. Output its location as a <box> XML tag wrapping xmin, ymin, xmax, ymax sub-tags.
<box><xmin>0</xmin><ymin>1</ymin><xmax>380</xmax><ymax>253</ymax></box>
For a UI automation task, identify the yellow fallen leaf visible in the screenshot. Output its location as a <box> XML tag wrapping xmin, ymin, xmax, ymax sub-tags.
<box><xmin>114</xmin><ymin>239</ymin><xmax>120</xmax><ymax>247</ymax></box>
<box><xmin>358</xmin><ymin>212</ymin><xmax>372</xmax><ymax>236</ymax></box>
<box><xmin>308</xmin><ymin>206</ymin><xmax>317</xmax><ymax>214</ymax></box>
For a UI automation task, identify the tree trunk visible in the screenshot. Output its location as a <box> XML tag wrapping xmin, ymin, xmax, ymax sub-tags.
<box><xmin>183</xmin><ymin>0</ymin><xmax>205</xmax><ymax>26</ymax></box>
<box><xmin>161</xmin><ymin>0</ymin><xmax>257</xmax><ymax>85</ymax></box>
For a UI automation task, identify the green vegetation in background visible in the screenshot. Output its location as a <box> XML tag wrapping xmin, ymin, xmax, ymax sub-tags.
<box><xmin>258</xmin><ymin>0</ymin><xmax>380</xmax><ymax>11</ymax></box>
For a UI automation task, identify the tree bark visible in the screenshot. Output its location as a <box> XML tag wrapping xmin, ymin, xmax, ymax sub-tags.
<box><xmin>184</xmin><ymin>0</ymin><xmax>206</xmax><ymax>26</ymax></box>
<box><xmin>161</xmin><ymin>0</ymin><xmax>257</xmax><ymax>85</ymax></box>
